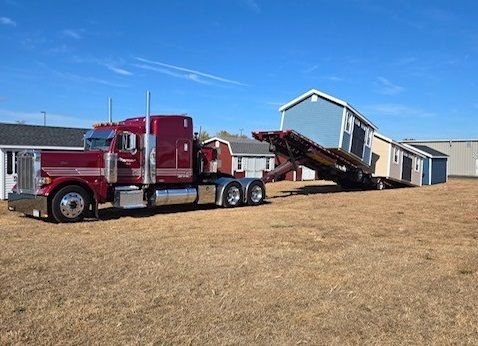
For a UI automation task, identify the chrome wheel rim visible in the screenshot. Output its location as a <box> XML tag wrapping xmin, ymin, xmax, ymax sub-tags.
<box><xmin>250</xmin><ymin>185</ymin><xmax>263</xmax><ymax>203</ymax></box>
<box><xmin>59</xmin><ymin>192</ymin><xmax>85</xmax><ymax>219</ymax></box>
<box><xmin>227</xmin><ymin>186</ymin><xmax>241</xmax><ymax>206</ymax></box>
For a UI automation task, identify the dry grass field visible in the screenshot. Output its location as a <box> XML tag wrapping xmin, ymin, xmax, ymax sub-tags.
<box><xmin>1</xmin><ymin>179</ymin><xmax>477</xmax><ymax>344</ymax></box>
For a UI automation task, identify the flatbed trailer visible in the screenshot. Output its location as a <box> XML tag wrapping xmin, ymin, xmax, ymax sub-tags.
<box><xmin>253</xmin><ymin>130</ymin><xmax>391</xmax><ymax>190</ymax></box>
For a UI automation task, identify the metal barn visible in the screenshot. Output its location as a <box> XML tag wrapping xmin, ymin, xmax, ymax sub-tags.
<box><xmin>402</xmin><ymin>139</ymin><xmax>478</xmax><ymax>178</ymax></box>
<box><xmin>371</xmin><ymin>133</ymin><xmax>425</xmax><ymax>187</ymax></box>
<box><xmin>279</xmin><ymin>89</ymin><xmax>378</xmax><ymax>168</ymax></box>
<box><xmin>0</xmin><ymin>123</ymin><xmax>87</xmax><ymax>199</ymax></box>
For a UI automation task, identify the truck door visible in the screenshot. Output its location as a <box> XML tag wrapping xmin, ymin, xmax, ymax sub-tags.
<box><xmin>115</xmin><ymin>131</ymin><xmax>142</xmax><ymax>184</ymax></box>
<box><xmin>176</xmin><ymin>139</ymin><xmax>192</xmax><ymax>179</ymax></box>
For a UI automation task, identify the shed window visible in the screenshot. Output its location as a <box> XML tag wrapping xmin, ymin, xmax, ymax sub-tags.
<box><xmin>393</xmin><ymin>148</ymin><xmax>400</xmax><ymax>163</ymax></box>
<box><xmin>345</xmin><ymin>112</ymin><xmax>353</xmax><ymax>133</ymax></box>
<box><xmin>366</xmin><ymin>129</ymin><xmax>373</xmax><ymax>147</ymax></box>
<box><xmin>6</xmin><ymin>151</ymin><xmax>15</xmax><ymax>175</ymax></box>
<box><xmin>266</xmin><ymin>157</ymin><xmax>273</xmax><ymax>171</ymax></box>
<box><xmin>237</xmin><ymin>157</ymin><xmax>243</xmax><ymax>171</ymax></box>
<box><xmin>415</xmin><ymin>157</ymin><xmax>421</xmax><ymax>171</ymax></box>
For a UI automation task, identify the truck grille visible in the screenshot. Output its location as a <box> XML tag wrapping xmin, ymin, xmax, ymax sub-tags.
<box><xmin>17</xmin><ymin>151</ymin><xmax>38</xmax><ymax>194</ymax></box>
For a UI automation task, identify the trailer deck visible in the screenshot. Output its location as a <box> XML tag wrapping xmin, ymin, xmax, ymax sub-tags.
<box><xmin>253</xmin><ymin>130</ymin><xmax>376</xmax><ymax>188</ymax></box>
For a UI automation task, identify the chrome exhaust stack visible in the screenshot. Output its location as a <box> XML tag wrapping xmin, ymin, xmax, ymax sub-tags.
<box><xmin>143</xmin><ymin>91</ymin><xmax>155</xmax><ymax>185</ymax></box>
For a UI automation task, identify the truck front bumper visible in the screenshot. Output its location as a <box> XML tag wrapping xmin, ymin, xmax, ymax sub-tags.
<box><xmin>7</xmin><ymin>192</ymin><xmax>49</xmax><ymax>218</ymax></box>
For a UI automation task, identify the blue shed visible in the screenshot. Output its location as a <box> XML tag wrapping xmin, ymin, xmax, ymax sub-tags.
<box><xmin>405</xmin><ymin>144</ymin><xmax>448</xmax><ymax>185</ymax></box>
<box><xmin>279</xmin><ymin>89</ymin><xmax>378</xmax><ymax>168</ymax></box>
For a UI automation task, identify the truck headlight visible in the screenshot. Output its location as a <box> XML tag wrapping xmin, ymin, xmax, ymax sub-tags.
<box><xmin>37</xmin><ymin>177</ymin><xmax>52</xmax><ymax>186</ymax></box>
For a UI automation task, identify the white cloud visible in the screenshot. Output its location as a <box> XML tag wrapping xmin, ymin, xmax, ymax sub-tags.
<box><xmin>240</xmin><ymin>0</ymin><xmax>260</xmax><ymax>13</ymax></box>
<box><xmin>134</xmin><ymin>57</ymin><xmax>248</xmax><ymax>86</ymax></box>
<box><xmin>0</xmin><ymin>16</ymin><xmax>16</xmax><ymax>26</ymax></box>
<box><xmin>106</xmin><ymin>65</ymin><xmax>133</xmax><ymax>76</ymax></box>
<box><xmin>364</xmin><ymin>104</ymin><xmax>435</xmax><ymax>118</ymax></box>
<box><xmin>376</xmin><ymin>77</ymin><xmax>405</xmax><ymax>95</ymax></box>
<box><xmin>132</xmin><ymin>63</ymin><xmax>212</xmax><ymax>85</ymax></box>
<box><xmin>62</xmin><ymin>29</ymin><xmax>82</xmax><ymax>39</ymax></box>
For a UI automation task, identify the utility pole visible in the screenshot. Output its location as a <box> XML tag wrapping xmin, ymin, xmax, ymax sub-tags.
<box><xmin>41</xmin><ymin>111</ymin><xmax>46</xmax><ymax>126</ymax></box>
<box><xmin>240</xmin><ymin>128</ymin><xmax>244</xmax><ymax>137</ymax></box>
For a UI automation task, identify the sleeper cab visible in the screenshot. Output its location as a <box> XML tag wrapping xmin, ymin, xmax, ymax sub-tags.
<box><xmin>279</xmin><ymin>89</ymin><xmax>377</xmax><ymax>168</ymax></box>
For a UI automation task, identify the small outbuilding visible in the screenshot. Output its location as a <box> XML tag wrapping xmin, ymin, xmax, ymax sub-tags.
<box><xmin>0</xmin><ymin>123</ymin><xmax>87</xmax><ymax>199</ymax></box>
<box><xmin>279</xmin><ymin>89</ymin><xmax>378</xmax><ymax>168</ymax></box>
<box><xmin>405</xmin><ymin>144</ymin><xmax>448</xmax><ymax>185</ymax></box>
<box><xmin>203</xmin><ymin>137</ymin><xmax>275</xmax><ymax>178</ymax></box>
<box><xmin>371</xmin><ymin>133</ymin><xmax>426</xmax><ymax>187</ymax></box>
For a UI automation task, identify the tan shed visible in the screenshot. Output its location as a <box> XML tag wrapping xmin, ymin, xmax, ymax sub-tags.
<box><xmin>371</xmin><ymin>133</ymin><xmax>425</xmax><ymax>187</ymax></box>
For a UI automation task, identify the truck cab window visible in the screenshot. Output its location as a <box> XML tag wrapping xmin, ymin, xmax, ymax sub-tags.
<box><xmin>116</xmin><ymin>132</ymin><xmax>136</xmax><ymax>152</ymax></box>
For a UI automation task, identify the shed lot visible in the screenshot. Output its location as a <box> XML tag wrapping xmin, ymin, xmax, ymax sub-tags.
<box><xmin>1</xmin><ymin>179</ymin><xmax>477</xmax><ymax>344</ymax></box>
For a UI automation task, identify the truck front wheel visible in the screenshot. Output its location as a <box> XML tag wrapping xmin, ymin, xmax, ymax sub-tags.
<box><xmin>51</xmin><ymin>186</ymin><xmax>89</xmax><ymax>223</ymax></box>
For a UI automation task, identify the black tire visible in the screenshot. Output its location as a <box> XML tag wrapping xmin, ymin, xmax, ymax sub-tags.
<box><xmin>222</xmin><ymin>182</ymin><xmax>243</xmax><ymax>208</ymax></box>
<box><xmin>51</xmin><ymin>185</ymin><xmax>90</xmax><ymax>223</ymax></box>
<box><xmin>247</xmin><ymin>181</ymin><xmax>265</xmax><ymax>206</ymax></box>
<box><xmin>338</xmin><ymin>178</ymin><xmax>355</xmax><ymax>190</ymax></box>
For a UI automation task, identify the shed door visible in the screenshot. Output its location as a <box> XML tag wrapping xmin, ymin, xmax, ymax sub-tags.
<box><xmin>350</xmin><ymin>123</ymin><xmax>365</xmax><ymax>159</ymax></box>
<box><xmin>402</xmin><ymin>156</ymin><xmax>412</xmax><ymax>182</ymax></box>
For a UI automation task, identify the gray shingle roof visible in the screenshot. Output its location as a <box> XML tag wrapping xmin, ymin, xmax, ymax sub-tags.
<box><xmin>217</xmin><ymin>138</ymin><xmax>273</xmax><ymax>155</ymax></box>
<box><xmin>227</xmin><ymin>137</ymin><xmax>273</xmax><ymax>155</ymax></box>
<box><xmin>0</xmin><ymin>123</ymin><xmax>88</xmax><ymax>147</ymax></box>
<box><xmin>410</xmin><ymin>144</ymin><xmax>448</xmax><ymax>157</ymax></box>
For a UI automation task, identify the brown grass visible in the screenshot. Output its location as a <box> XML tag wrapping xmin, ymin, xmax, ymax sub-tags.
<box><xmin>1</xmin><ymin>179</ymin><xmax>477</xmax><ymax>344</ymax></box>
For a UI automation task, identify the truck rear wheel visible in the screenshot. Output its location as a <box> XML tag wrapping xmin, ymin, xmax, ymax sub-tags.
<box><xmin>51</xmin><ymin>186</ymin><xmax>89</xmax><ymax>223</ymax></box>
<box><xmin>222</xmin><ymin>182</ymin><xmax>243</xmax><ymax>208</ymax></box>
<box><xmin>247</xmin><ymin>181</ymin><xmax>265</xmax><ymax>206</ymax></box>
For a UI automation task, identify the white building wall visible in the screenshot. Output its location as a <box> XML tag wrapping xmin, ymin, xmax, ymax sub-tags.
<box><xmin>0</xmin><ymin>149</ymin><xmax>4</xmax><ymax>200</ymax></box>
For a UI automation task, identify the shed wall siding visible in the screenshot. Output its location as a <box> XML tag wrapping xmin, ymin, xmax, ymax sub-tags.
<box><xmin>342</xmin><ymin>131</ymin><xmax>351</xmax><ymax>151</ymax></box>
<box><xmin>282</xmin><ymin>96</ymin><xmax>343</xmax><ymax>148</ymax></box>
<box><xmin>410</xmin><ymin>155</ymin><xmax>422</xmax><ymax>186</ymax></box>
<box><xmin>406</xmin><ymin>141</ymin><xmax>478</xmax><ymax>177</ymax></box>
<box><xmin>431</xmin><ymin>158</ymin><xmax>448</xmax><ymax>184</ymax></box>
<box><xmin>389</xmin><ymin>144</ymin><xmax>402</xmax><ymax>181</ymax></box>
<box><xmin>0</xmin><ymin>149</ymin><xmax>4</xmax><ymax>199</ymax></box>
<box><xmin>371</xmin><ymin>136</ymin><xmax>390</xmax><ymax>177</ymax></box>
<box><xmin>363</xmin><ymin>146</ymin><xmax>372</xmax><ymax>166</ymax></box>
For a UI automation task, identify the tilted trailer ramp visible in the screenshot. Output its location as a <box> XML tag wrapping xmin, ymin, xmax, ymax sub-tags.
<box><xmin>253</xmin><ymin>130</ymin><xmax>390</xmax><ymax>190</ymax></box>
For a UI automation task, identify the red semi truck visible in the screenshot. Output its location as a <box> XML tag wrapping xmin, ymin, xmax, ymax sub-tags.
<box><xmin>8</xmin><ymin>111</ymin><xmax>266</xmax><ymax>223</ymax></box>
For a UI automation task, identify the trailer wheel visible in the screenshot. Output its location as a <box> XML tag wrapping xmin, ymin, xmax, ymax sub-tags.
<box><xmin>247</xmin><ymin>181</ymin><xmax>265</xmax><ymax>206</ymax></box>
<box><xmin>51</xmin><ymin>185</ymin><xmax>89</xmax><ymax>223</ymax></box>
<box><xmin>376</xmin><ymin>179</ymin><xmax>385</xmax><ymax>190</ymax></box>
<box><xmin>222</xmin><ymin>182</ymin><xmax>243</xmax><ymax>208</ymax></box>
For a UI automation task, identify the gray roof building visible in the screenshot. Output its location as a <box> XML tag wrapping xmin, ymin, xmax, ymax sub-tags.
<box><xmin>226</xmin><ymin>137</ymin><xmax>273</xmax><ymax>156</ymax></box>
<box><xmin>407</xmin><ymin>144</ymin><xmax>448</xmax><ymax>158</ymax></box>
<box><xmin>0</xmin><ymin>123</ymin><xmax>88</xmax><ymax>148</ymax></box>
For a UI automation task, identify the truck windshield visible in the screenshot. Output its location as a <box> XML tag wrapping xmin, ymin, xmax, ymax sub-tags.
<box><xmin>84</xmin><ymin>129</ymin><xmax>115</xmax><ymax>151</ymax></box>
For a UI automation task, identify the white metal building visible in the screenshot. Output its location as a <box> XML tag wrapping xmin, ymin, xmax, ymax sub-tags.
<box><xmin>402</xmin><ymin>139</ymin><xmax>478</xmax><ymax>177</ymax></box>
<box><xmin>0</xmin><ymin>123</ymin><xmax>87</xmax><ymax>199</ymax></box>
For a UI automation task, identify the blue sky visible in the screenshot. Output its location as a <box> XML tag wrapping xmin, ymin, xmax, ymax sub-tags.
<box><xmin>0</xmin><ymin>0</ymin><xmax>477</xmax><ymax>140</ymax></box>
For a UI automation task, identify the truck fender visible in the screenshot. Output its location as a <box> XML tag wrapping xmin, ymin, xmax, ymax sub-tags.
<box><xmin>39</xmin><ymin>177</ymin><xmax>99</xmax><ymax>203</ymax></box>
<box><xmin>214</xmin><ymin>176</ymin><xmax>240</xmax><ymax>206</ymax></box>
<box><xmin>237</xmin><ymin>178</ymin><xmax>265</xmax><ymax>203</ymax></box>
